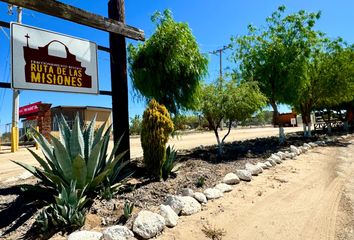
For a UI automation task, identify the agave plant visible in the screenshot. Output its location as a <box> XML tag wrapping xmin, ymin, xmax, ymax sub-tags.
<box><xmin>161</xmin><ymin>145</ymin><xmax>178</xmax><ymax>180</ymax></box>
<box><xmin>35</xmin><ymin>181</ymin><xmax>88</xmax><ymax>232</ymax></box>
<box><xmin>13</xmin><ymin>114</ymin><xmax>130</xmax><ymax>195</ymax></box>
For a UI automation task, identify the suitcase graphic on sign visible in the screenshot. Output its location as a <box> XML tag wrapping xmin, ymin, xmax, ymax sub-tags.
<box><xmin>23</xmin><ymin>35</ymin><xmax>92</xmax><ymax>88</ymax></box>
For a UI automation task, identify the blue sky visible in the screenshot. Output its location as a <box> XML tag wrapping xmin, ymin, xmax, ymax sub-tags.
<box><xmin>0</xmin><ymin>0</ymin><xmax>353</xmax><ymax>131</ymax></box>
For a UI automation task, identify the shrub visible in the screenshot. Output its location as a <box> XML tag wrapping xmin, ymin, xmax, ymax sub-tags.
<box><xmin>141</xmin><ymin>99</ymin><xmax>174</xmax><ymax>179</ymax></box>
<box><xmin>161</xmin><ymin>145</ymin><xmax>178</xmax><ymax>180</ymax></box>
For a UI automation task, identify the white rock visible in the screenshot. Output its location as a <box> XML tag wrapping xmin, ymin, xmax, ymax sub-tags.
<box><xmin>256</xmin><ymin>162</ymin><xmax>268</xmax><ymax>169</ymax></box>
<box><xmin>181</xmin><ymin>188</ymin><xmax>194</xmax><ymax>197</ymax></box>
<box><xmin>133</xmin><ymin>210</ymin><xmax>165</xmax><ymax>239</ymax></box>
<box><xmin>179</xmin><ymin>196</ymin><xmax>201</xmax><ymax>215</ymax></box>
<box><xmin>303</xmin><ymin>143</ymin><xmax>312</xmax><ymax>148</ymax></box>
<box><xmin>164</xmin><ymin>195</ymin><xmax>184</xmax><ymax>215</ymax></box>
<box><xmin>235</xmin><ymin>169</ymin><xmax>252</xmax><ymax>181</ymax></box>
<box><xmin>309</xmin><ymin>142</ymin><xmax>318</xmax><ymax>148</ymax></box>
<box><xmin>245</xmin><ymin>163</ymin><xmax>263</xmax><ymax>175</ymax></box>
<box><xmin>204</xmin><ymin>188</ymin><xmax>223</xmax><ymax>199</ymax></box>
<box><xmin>68</xmin><ymin>231</ymin><xmax>103</xmax><ymax>240</ymax></box>
<box><xmin>270</xmin><ymin>154</ymin><xmax>282</xmax><ymax>164</ymax></box>
<box><xmin>222</xmin><ymin>173</ymin><xmax>240</xmax><ymax>185</ymax></box>
<box><xmin>159</xmin><ymin>205</ymin><xmax>178</xmax><ymax>227</ymax></box>
<box><xmin>290</xmin><ymin>145</ymin><xmax>300</xmax><ymax>155</ymax></box>
<box><xmin>276</xmin><ymin>151</ymin><xmax>286</xmax><ymax>160</ymax></box>
<box><xmin>215</xmin><ymin>183</ymin><xmax>233</xmax><ymax>193</ymax></box>
<box><xmin>103</xmin><ymin>225</ymin><xmax>134</xmax><ymax>240</ymax></box>
<box><xmin>267</xmin><ymin>158</ymin><xmax>277</xmax><ymax>166</ymax></box>
<box><xmin>194</xmin><ymin>192</ymin><xmax>208</xmax><ymax>204</ymax></box>
<box><xmin>264</xmin><ymin>161</ymin><xmax>273</xmax><ymax>168</ymax></box>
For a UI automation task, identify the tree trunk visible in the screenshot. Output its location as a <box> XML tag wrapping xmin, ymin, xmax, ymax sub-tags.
<box><xmin>270</xmin><ymin>101</ymin><xmax>285</xmax><ymax>143</ymax></box>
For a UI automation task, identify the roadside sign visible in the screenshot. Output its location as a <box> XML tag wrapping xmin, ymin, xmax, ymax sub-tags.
<box><xmin>291</xmin><ymin>118</ymin><xmax>296</xmax><ymax>127</ymax></box>
<box><xmin>11</xmin><ymin>22</ymin><xmax>99</xmax><ymax>94</ymax></box>
<box><xmin>19</xmin><ymin>101</ymin><xmax>41</xmax><ymax>117</ymax></box>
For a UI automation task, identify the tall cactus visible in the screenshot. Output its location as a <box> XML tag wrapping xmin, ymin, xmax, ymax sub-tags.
<box><xmin>141</xmin><ymin>99</ymin><xmax>174</xmax><ymax>178</ymax></box>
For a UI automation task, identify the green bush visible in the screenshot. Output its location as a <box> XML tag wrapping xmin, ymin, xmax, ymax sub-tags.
<box><xmin>141</xmin><ymin>99</ymin><xmax>174</xmax><ymax>179</ymax></box>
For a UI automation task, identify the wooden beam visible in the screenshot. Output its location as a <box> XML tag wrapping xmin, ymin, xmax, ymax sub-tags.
<box><xmin>0</xmin><ymin>20</ymin><xmax>111</xmax><ymax>53</ymax></box>
<box><xmin>0</xmin><ymin>0</ymin><xmax>144</xmax><ymax>41</ymax></box>
<box><xmin>0</xmin><ymin>20</ymin><xmax>10</xmax><ymax>28</ymax></box>
<box><xmin>0</xmin><ymin>82</ymin><xmax>10</xmax><ymax>88</ymax></box>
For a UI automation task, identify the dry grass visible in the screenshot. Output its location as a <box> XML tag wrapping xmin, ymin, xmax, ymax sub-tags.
<box><xmin>202</xmin><ymin>224</ymin><xmax>226</xmax><ymax>240</ymax></box>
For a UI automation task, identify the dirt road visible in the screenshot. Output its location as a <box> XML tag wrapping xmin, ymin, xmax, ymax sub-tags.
<box><xmin>0</xmin><ymin>126</ymin><xmax>301</xmax><ymax>182</ymax></box>
<box><xmin>158</xmin><ymin>139</ymin><xmax>354</xmax><ymax>240</ymax></box>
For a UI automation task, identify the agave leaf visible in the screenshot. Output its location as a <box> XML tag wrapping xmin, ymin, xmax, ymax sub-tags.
<box><xmin>83</xmin><ymin>115</ymin><xmax>97</xmax><ymax>160</ymax></box>
<box><xmin>51</xmin><ymin>135</ymin><xmax>73</xmax><ymax>181</ymax></box>
<box><xmin>107</xmin><ymin>133</ymin><xmax>124</xmax><ymax>165</ymax></box>
<box><xmin>97</xmin><ymin>124</ymin><xmax>112</xmax><ymax>172</ymax></box>
<box><xmin>102</xmin><ymin>150</ymin><xmax>128</xmax><ymax>175</ymax></box>
<box><xmin>92</xmin><ymin>121</ymin><xmax>107</xmax><ymax>148</ymax></box>
<box><xmin>11</xmin><ymin>160</ymin><xmax>48</xmax><ymax>182</ymax></box>
<box><xmin>72</xmin><ymin>155</ymin><xmax>87</xmax><ymax>190</ymax></box>
<box><xmin>31</xmin><ymin>127</ymin><xmax>56</xmax><ymax>167</ymax></box>
<box><xmin>58</xmin><ymin>115</ymin><xmax>72</xmax><ymax>154</ymax></box>
<box><xmin>70</xmin><ymin>114</ymin><xmax>85</xmax><ymax>159</ymax></box>
<box><xmin>27</xmin><ymin>148</ymin><xmax>51</xmax><ymax>172</ymax></box>
<box><xmin>42</xmin><ymin>171</ymin><xmax>67</xmax><ymax>189</ymax></box>
<box><xmin>110</xmin><ymin>159</ymin><xmax>132</xmax><ymax>183</ymax></box>
<box><xmin>89</xmin><ymin>169</ymin><xmax>111</xmax><ymax>190</ymax></box>
<box><xmin>86</xmin><ymin>139</ymin><xmax>103</xmax><ymax>183</ymax></box>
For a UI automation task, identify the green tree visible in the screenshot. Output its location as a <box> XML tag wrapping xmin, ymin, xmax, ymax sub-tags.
<box><xmin>295</xmin><ymin>40</ymin><xmax>354</xmax><ymax>135</ymax></box>
<box><xmin>128</xmin><ymin>9</ymin><xmax>208</xmax><ymax>114</ymax></box>
<box><xmin>232</xmin><ymin>6</ymin><xmax>321</xmax><ymax>141</ymax></box>
<box><xmin>199</xmin><ymin>79</ymin><xmax>267</xmax><ymax>157</ymax></box>
<box><xmin>129</xmin><ymin>115</ymin><xmax>142</xmax><ymax>135</ymax></box>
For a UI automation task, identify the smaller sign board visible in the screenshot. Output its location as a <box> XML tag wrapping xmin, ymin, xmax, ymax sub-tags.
<box><xmin>290</xmin><ymin>118</ymin><xmax>296</xmax><ymax>126</ymax></box>
<box><xmin>11</xmin><ymin>23</ymin><xmax>98</xmax><ymax>94</ymax></box>
<box><xmin>19</xmin><ymin>101</ymin><xmax>41</xmax><ymax>117</ymax></box>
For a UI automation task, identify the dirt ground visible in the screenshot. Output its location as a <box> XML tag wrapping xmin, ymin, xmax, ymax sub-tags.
<box><xmin>0</xmin><ymin>126</ymin><xmax>301</xmax><ymax>183</ymax></box>
<box><xmin>157</xmin><ymin>139</ymin><xmax>354</xmax><ymax>240</ymax></box>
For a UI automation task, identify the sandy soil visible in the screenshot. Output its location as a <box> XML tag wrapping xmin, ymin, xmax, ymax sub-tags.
<box><xmin>0</xmin><ymin>126</ymin><xmax>302</xmax><ymax>182</ymax></box>
<box><xmin>157</xmin><ymin>139</ymin><xmax>354</xmax><ymax>240</ymax></box>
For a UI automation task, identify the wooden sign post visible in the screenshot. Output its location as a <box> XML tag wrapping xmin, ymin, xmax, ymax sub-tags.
<box><xmin>108</xmin><ymin>0</ymin><xmax>130</xmax><ymax>159</ymax></box>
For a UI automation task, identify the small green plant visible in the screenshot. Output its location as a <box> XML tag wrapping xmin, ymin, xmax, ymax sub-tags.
<box><xmin>35</xmin><ymin>182</ymin><xmax>87</xmax><ymax>232</ymax></box>
<box><xmin>195</xmin><ymin>176</ymin><xmax>205</xmax><ymax>188</ymax></box>
<box><xmin>202</xmin><ymin>224</ymin><xmax>226</xmax><ymax>240</ymax></box>
<box><xmin>161</xmin><ymin>145</ymin><xmax>178</xmax><ymax>180</ymax></box>
<box><xmin>123</xmin><ymin>200</ymin><xmax>134</xmax><ymax>219</ymax></box>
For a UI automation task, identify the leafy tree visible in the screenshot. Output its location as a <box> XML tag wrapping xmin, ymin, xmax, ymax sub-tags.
<box><xmin>232</xmin><ymin>6</ymin><xmax>321</xmax><ymax>141</ymax></box>
<box><xmin>129</xmin><ymin>115</ymin><xmax>142</xmax><ymax>135</ymax></box>
<box><xmin>128</xmin><ymin>9</ymin><xmax>208</xmax><ymax>114</ymax></box>
<box><xmin>199</xmin><ymin>79</ymin><xmax>267</xmax><ymax>157</ymax></box>
<box><xmin>295</xmin><ymin>40</ymin><xmax>354</xmax><ymax>135</ymax></box>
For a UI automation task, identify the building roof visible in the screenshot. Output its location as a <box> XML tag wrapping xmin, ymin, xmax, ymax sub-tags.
<box><xmin>51</xmin><ymin>105</ymin><xmax>112</xmax><ymax>111</ymax></box>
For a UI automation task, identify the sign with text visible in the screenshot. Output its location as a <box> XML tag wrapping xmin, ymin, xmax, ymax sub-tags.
<box><xmin>19</xmin><ymin>101</ymin><xmax>41</xmax><ymax>117</ymax></box>
<box><xmin>11</xmin><ymin>23</ymin><xmax>98</xmax><ymax>94</ymax></box>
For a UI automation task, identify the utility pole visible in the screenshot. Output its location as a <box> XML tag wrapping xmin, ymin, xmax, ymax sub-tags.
<box><xmin>108</xmin><ymin>0</ymin><xmax>130</xmax><ymax>160</ymax></box>
<box><xmin>11</xmin><ymin>5</ymin><xmax>21</xmax><ymax>152</ymax></box>
<box><xmin>210</xmin><ymin>45</ymin><xmax>230</xmax><ymax>131</ymax></box>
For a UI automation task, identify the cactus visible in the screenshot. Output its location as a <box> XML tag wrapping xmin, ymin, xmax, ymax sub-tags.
<box><xmin>141</xmin><ymin>99</ymin><xmax>174</xmax><ymax>178</ymax></box>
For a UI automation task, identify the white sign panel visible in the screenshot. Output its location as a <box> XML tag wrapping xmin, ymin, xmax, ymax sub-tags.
<box><xmin>290</xmin><ymin>118</ymin><xmax>296</xmax><ymax>125</ymax></box>
<box><xmin>11</xmin><ymin>23</ymin><xmax>99</xmax><ymax>94</ymax></box>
